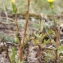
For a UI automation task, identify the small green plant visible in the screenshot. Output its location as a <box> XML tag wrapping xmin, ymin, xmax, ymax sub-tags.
<box><xmin>48</xmin><ymin>0</ymin><xmax>60</xmax><ymax>63</ymax></box>
<box><xmin>0</xmin><ymin>0</ymin><xmax>62</xmax><ymax>63</ymax></box>
<box><xmin>20</xmin><ymin>0</ymin><xmax>30</xmax><ymax>60</ymax></box>
<box><xmin>11</xmin><ymin>0</ymin><xmax>23</xmax><ymax>61</ymax></box>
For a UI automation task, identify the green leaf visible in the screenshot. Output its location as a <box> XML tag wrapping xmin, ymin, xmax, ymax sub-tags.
<box><xmin>17</xmin><ymin>60</ymin><xmax>25</xmax><ymax>63</ymax></box>
<box><xmin>33</xmin><ymin>38</ymin><xmax>40</xmax><ymax>46</ymax></box>
<box><xmin>40</xmin><ymin>33</ymin><xmax>47</xmax><ymax>41</ymax></box>
<box><xmin>25</xmin><ymin>35</ymin><xmax>30</xmax><ymax>43</ymax></box>
<box><xmin>41</xmin><ymin>39</ymin><xmax>50</xmax><ymax>47</ymax></box>
<box><xmin>34</xmin><ymin>33</ymin><xmax>40</xmax><ymax>38</ymax></box>
<box><xmin>48</xmin><ymin>29</ymin><xmax>55</xmax><ymax>35</ymax></box>
<box><xmin>15</xmin><ymin>36</ymin><xmax>20</xmax><ymax>43</ymax></box>
<box><xmin>11</xmin><ymin>47</ymin><xmax>16</xmax><ymax>63</ymax></box>
<box><xmin>15</xmin><ymin>32</ymin><xmax>21</xmax><ymax>44</ymax></box>
<box><xmin>58</xmin><ymin>45</ymin><xmax>63</xmax><ymax>56</ymax></box>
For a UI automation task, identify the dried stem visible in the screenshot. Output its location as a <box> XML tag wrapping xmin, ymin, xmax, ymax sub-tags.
<box><xmin>54</xmin><ymin>16</ymin><xmax>60</xmax><ymax>63</ymax></box>
<box><xmin>55</xmin><ymin>29</ymin><xmax>60</xmax><ymax>63</ymax></box>
<box><xmin>23</xmin><ymin>0</ymin><xmax>30</xmax><ymax>43</ymax></box>
<box><xmin>39</xmin><ymin>15</ymin><xmax>42</xmax><ymax>31</ymax></box>
<box><xmin>20</xmin><ymin>0</ymin><xmax>30</xmax><ymax>60</ymax></box>
<box><xmin>37</xmin><ymin>46</ymin><xmax>41</xmax><ymax>63</ymax></box>
<box><xmin>36</xmin><ymin>16</ymin><xmax>43</xmax><ymax>63</ymax></box>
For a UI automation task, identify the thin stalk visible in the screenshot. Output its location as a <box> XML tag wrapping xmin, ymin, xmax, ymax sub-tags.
<box><xmin>55</xmin><ymin>29</ymin><xmax>60</xmax><ymax>63</ymax></box>
<box><xmin>39</xmin><ymin>15</ymin><xmax>42</xmax><ymax>31</ymax></box>
<box><xmin>23</xmin><ymin>0</ymin><xmax>30</xmax><ymax>42</ymax></box>
<box><xmin>36</xmin><ymin>16</ymin><xmax>42</xmax><ymax>63</ymax></box>
<box><xmin>15</xmin><ymin>14</ymin><xmax>19</xmax><ymax>31</ymax></box>
<box><xmin>15</xmin><ymin>13</ymin><xmax>22</xmax><ymax>61</ymax></box>
<box><xmin>37</xmin><ymin>45</ymin><xmax>41</xmax><ymax>63</ymax></box>
<box><xmin>20</xmin><ymin>0</ymin><xmax>30</xmax><ymax>60</ymax></box>
<box><xmin>54</xmin><ymin>16</ymin><xmax>60</xmax><ymax>63</ymax></box>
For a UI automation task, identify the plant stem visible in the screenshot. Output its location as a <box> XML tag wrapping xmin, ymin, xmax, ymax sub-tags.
<box><xmin>54</xmin><ymin>16</ymin><xmax>60</xmax><ymax>63</ymax></box>
<box><xmin>55</xmin><ymin>29</ymin><xmax>60</xmax><ymax>63</ymax></box>
<box><xmin>15</xmin><ymin>14</ymin><xmax>19</xmax><ymax>31</ymax></box>
<box><xmin>20</xmin><ymin>0</ymin><xmax>30</xmax><ymax>60</ymax></box>
<box><xmin>36</xmin><ymin>16</ymin><xmax>42</xmax><ymax>63</ymax></box>
<box><xmin>37</xmin><ymin>46</ymin><xmax>41</xmax><ymax>63</ymax></box>
<box><xmin>15</xmin><ymin>13</ymin><xmax>22</xmax><ymax>61</ymax></box>
<box><xmin>39</xmin><ymin>15</ymin><xmax>42</xmax><ymax>32</ymax></box>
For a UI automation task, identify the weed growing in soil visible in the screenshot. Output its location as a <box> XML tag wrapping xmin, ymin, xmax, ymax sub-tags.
<box><xmin>0</xmin><ymin>0</ymin><xmax>63</xmax><ymax>63</ymax></box>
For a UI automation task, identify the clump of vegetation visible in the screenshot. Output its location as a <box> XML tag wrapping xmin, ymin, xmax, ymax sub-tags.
<box><xmin>0</xmin><ymin>0</ymin><xmax>63</xmax><ymax>63</ymax></box>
